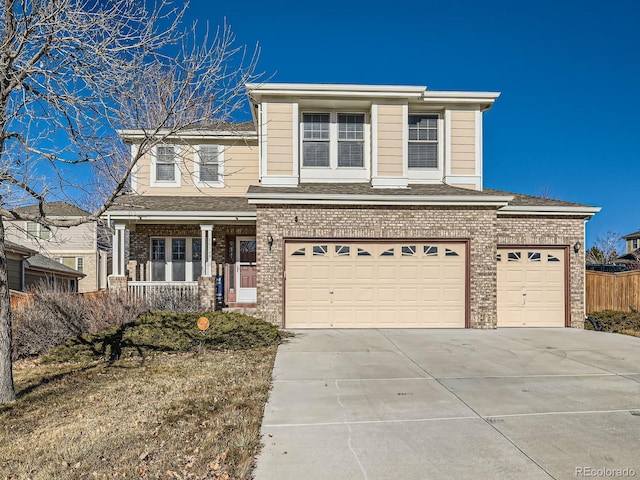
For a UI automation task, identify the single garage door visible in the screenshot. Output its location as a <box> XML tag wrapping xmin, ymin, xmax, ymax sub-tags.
<box><xmin>285</xmin><ymin>241</ymin><xmax>467</xmax><ymax>328</ymax></box>
<box><xmin>497</xmin><ymin>248</ymin><xmax>566</xmax><ymax>327</ymax></box>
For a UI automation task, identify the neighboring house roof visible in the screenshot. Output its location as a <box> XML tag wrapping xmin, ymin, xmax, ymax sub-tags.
<box><xmin>105</xmin><ymin>195</ymin><xmax>255</xmax><ymax>221</ymax></box>
<box><xmin>24</xmin><ymin>254</ymin><xmax>85</xmax><ymax>278</ymax></box>
<box><xmin>11</xmin><ymin>201</ymin><xmax>91</xmax><ymax>217</ymax></box>
<box><xmin>622</xmin><ymin>230</ymin><xmax>640</xmax><ymax>240</ymax></box>
<box><xmin>4</xmin><ymin>240</ymin><xmax>37</xmax><ymax>256</ymax></box>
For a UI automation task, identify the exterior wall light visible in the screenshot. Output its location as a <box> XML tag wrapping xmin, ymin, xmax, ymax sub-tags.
<box><xmin>574</xmin><ymin>241</ymin><xmax>582</xmax><ymax>253</ymax></box>
<box><xmin>267</xmin><ymin>233</ymin><xmax>274</xmax><ymax>251</ymax></box>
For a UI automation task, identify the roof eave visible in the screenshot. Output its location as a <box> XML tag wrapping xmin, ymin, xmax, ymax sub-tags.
<box><xmin>246</xmin><ymin>193</ymin><xmax>514</xmax><ymax>207</ymax></box>
<box><xmin>498</xmin><ymin>205</ymin><xmax>601</xmax><ymax>217</ymax></box>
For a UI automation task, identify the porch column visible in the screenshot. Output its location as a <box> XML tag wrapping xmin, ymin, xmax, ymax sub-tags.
<box><xmin>200</xmin><ymin>224</ymin><xmax>214</xmax><ymax>277</ymax></box>
<box><xmin>112</xmin><ymin>223</ymin><xmax>126</xmax><ymax>277</ymax></box>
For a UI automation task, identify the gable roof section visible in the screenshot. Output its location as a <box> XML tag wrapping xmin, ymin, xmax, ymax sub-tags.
<box><xmin>12</xmin><ymin>201</ymin><xmax>91</xmax><ymax>218</ymax></box>
<box><xmin>622</xmin><ymin>230</ymin><xmax>640</xmax><ymax>240</ymax></box>
<box><xmin>25</xmin><ymin>254</ymin><xmax>85</xmax><ymax>278</ymax></box>
<box><xmin>105</xmin><ymin>195</ymin><xmax>256</xmax><ymax>222</ymax></box>
<box><xmin>4</xmin><ymin>240</ymin><xmax>37</xmax><ymax>256</ymax></box>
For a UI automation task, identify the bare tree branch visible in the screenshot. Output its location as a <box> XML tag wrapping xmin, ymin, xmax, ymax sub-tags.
<box><xmin>0</xmin><ymin>0</ymin><xmax>261</xmax><ymax>403</ymax></box>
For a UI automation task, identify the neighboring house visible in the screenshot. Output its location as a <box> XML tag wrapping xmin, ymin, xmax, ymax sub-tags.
<box><xmin>4</xmin><ymin>202</ymin><xmax>109</xmax><ymax>293</ymax></box>
<box><xmin>106</xmin><ymin>82</ymin><xmax>600</xmax><ymax>329</ymax></box>
<box><xmin>6</xmin><ymin>240</ymin><xmax>85</xmax><ymax>292</ymax></box>
<box><xmin>616</xmin><ymin>230</ymin><xmax>640</xmax><ymax>264</ymax></box>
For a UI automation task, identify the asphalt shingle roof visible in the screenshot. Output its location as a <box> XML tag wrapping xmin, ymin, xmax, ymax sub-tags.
<box><xmin>107</xmin><ymin>195</ymin><xmax>255</xmax><ymax>213</ymax></box>
<box><xmin>24</xmin><ymin>254</ymin><xmax>85</xmax><ymax>277</ymax></box>
<box><xmin>12</xmin><ymin>202</ymin><xmax>91</xmax><ymax>217</ymax></box>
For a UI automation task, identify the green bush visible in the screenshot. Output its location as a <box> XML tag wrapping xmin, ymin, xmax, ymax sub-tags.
<box><xmin>43</xmin><ymin>311</ymin><xmax>286</xmax><ymax>363</ymax></box>
<box><xmin>585</xmin><ymin>310</ymin><xmax>640</xmax><ymax>333</ymax></box>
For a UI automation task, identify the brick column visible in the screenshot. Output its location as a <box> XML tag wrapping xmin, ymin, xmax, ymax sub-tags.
<box><xmin>198</xmin><ymin>276</ymin><xmax>216</xmax><ymax>311</ymax></box>
<box><xmin>108</xmin><ymin>275</ymin><xmax>128</xmax><ymax>294</ymax></box>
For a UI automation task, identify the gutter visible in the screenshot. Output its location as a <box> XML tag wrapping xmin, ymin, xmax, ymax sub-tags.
<box><xmin>498</xmin><ymin>205</ymin><xmax>602</xmax><ymax>218</ymax></box>
<box><xmin>246</xmin><ymin>193</ymin><xmax>514</xmax><ymax>207</ymax></box>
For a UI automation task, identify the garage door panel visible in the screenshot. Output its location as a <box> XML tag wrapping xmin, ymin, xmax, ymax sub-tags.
<box><xmin>497</xmin><ymin>248</ymin><xmax>565</xmax><ymax>328</ymax></box>
<box><xmin>285</xmin><ymin>241</ymin><xmax>466</xmax><ymax>328</ymax></box>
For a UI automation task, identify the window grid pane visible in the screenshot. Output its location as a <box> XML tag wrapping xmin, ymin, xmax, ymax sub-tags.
<box><xmin>408</xmin><ymin>144</ymin><xmax>437</xmax><ymax>168</ymax></box>
<box><xmin>156</xmin><ymin>145</ymin><xmax>176</xmax><ymax>181</ymax></box>
<box><xmin>303</xmin><ymin>142</ymin><xmax>330</xmax><ymax>167</ymax></box>
<box><xmin>303</xmin><ymin>114</ymin><xmax>329</xmax><ymax>140</ymax></box>
<box><xmin>338</xmin><ymin>114</ymin><xmax>364</xmax><ymax>140</ymax></box>
<box><xmin>408</xmin><ymin>115</ymin><xmax>438</xmax><ymax>169</ymax></box>
<box><xmin>152</xmin><ymin>239</ymin><xmax>166</xmax><ymax>261</ymax></box>
<box><xmin>172</xmin><ymin>239</ymin><xmax>186</xmax><ymax>261</ymax></box>
<box><xmin>338</xmin><ymin>142</ymin><xmax>364</xmax><ymax>167</ymax></box>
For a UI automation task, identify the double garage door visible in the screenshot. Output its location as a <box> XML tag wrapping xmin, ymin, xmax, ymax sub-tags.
<box><xmin>284</xmin><ymin>241</ymin><xmax>568</xmax><ymax>329</ymax></box>
<box><xmin>285</xmin><ymin>241</ymin><xmax>467</xmax><ymax>328</ymax></box>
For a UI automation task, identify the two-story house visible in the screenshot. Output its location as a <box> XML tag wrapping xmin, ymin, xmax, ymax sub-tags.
<box><xmin>106</xmin><ymin>83</ymin><xmax>599</xmax><ymax>329</ymax></box>
<box><xmin>616</xmin><ymin>230</ymin><xmax>640</xmax><ymax>265</ymax></box>
<box><xmin>4</xmin><ymin>202</ymin><xmax>109</xmax><ymax>293</ymax></box>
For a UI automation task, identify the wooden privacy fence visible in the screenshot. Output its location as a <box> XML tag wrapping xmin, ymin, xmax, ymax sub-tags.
<box><xmin>586</xmin><ymin>270</ymin><xmax>640</xmax><ymax>312</ymax></box>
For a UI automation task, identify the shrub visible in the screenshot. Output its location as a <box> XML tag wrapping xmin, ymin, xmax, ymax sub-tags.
<box><xmin>12</xmin><ymin>285</ymin><xmax>148</xmax><ymax>360</ymax></box>
<box><xmin>43</xmin><ymin>311</ymin><xmax>285</xmax><ymax>363</ymax></box>
<box><xmin>585</xmin><ymin>310</ymin><xmax>640</xmax><ymax>333</ymax></box>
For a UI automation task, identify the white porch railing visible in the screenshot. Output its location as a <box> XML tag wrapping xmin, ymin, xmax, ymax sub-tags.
<box><xmin>128</xmin><ymin>281</ymin><xmax>198</xmax><ymax>301</ymax></box>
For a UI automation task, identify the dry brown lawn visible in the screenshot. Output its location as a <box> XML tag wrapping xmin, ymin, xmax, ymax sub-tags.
<box><xmin>0</xmin><ymin>347</ymin><xmax>277</xmax><ymax>479</ymax></box>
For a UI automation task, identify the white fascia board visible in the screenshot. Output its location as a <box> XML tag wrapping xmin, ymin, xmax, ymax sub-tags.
<box><xmin>246</xmin><ymin>193</ymin><xmax>513</xmax><ymax>207</ymax></box>
<box><xmin>498</xmin><ymin>205</ymin><xmax>602</xmax><ymax>217</ymax></box>
<box><xmin>117</xmin><ymin>129</ymin><xmax>257</xmax><ymax>142</ymax></box>
<box><xmin>104</xmin><ymin>211</ymin><xmax>257</xmax><ymax>222</ymax></box>
<box><xmin>246</xmin><ymin>83</ymin><xmax>427</xmax><ymax>101</ymax></box>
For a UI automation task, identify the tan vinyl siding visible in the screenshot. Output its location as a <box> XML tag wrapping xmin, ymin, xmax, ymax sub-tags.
<box><xmin>4</xmin><ymin>221</ymin><xmax>96</xmax><ymax>252</ymax></box>
<box><xmin>266</xmin><ymin>102</ymin><xmax>294</xmax><ymax>175</ymax></box>
<box><xmin>135</xmin><ymin>142</ymin><xmax>258</xmax><ymax>196</ymax></box>
<box><xmin>376</xmin><ymin>104</ymin><xmax>404</xmax><ymax>177</ymax></box>
<box><xmin>450</xmin><ymin>110</ymin><xmax>477</xmax><ymax>175</ymax></box>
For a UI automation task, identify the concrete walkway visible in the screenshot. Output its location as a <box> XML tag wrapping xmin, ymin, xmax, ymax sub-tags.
<box><xmin>253</xmin><ymin>329</ymin><xmax>640</xmax><ymax>480</ymax></box>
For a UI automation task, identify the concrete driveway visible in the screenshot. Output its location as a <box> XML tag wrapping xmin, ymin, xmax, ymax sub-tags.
<box><xmin>253</xmin><ymin>329</ymin><xmax>640</xmax><ymax>480</ymax></box>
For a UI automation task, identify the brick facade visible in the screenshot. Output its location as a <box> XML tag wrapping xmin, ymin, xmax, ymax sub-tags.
<box><xmin>256</xmin><ymin>205</ymin><xmax>587</xmax><ymax>329</ymax></box>
<box><xmin>256</xmin><ymin>205</ymin><xmax>499</xmax><ymax>328</ymax></box>
<box><xmin>128</xmin><ymin>224</ymin><xmax>256</xmax><ymax>281</ymax></box>
<box><xmin>496</xmin><ymin>215</ymin><xmax>586</xmax><ymax>328</ymax></box>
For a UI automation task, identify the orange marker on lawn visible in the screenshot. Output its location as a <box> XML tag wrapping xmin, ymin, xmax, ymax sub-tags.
<box><xmin>197</xmin><ymin>317</ymin><xmax>210</xmax><ymax>331</ymax></box>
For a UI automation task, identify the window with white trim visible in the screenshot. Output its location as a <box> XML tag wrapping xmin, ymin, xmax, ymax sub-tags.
<box><xmin>632</xmin><ymin>239</ymin><xmax>639</xmax><ymax>250</ymax></box>
<box><xmin>408</xmin><ymin>114</ymin><xmax>438</xmax><ymax>169</ymax></box>
<box><xmin>301</xmin><ymin>112</ymin><xmax>367</xmax><ymax>174</ymax></box>
<box><xmin>152</xmin><ymin>145</ymin><xmax>180</xmax><ymax>187</ymax></box>
<box><xmin>26</xmin><ymin>221</ymin><xmax>51</xmax><ymax>240</ymax></box>
<box><xmin>195</xmin><ymin>144</ymin><xmax>224</xmax><ymax>186</ymax></box>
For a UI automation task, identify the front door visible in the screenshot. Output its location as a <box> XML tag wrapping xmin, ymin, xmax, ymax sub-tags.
<box><xmin>236</xmin><ymin>236</ymin><xmax>257</xmax><ymax>303</ymax></box>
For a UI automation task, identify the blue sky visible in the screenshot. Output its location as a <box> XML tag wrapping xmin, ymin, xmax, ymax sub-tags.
<box><xmin>188</xmin><ymin>0</ymin><xmax>639</xmax><ymax>248</ymax></box>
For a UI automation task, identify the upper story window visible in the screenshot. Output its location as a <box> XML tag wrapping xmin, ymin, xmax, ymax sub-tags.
<box><xmin>195</xmin><ymin>145</ymin><xmax>224</xmax><ymax>187</ymax></box>
<box><xmin>302</xmin><ymin>112</ymin><xmax>366</xmax><ymax>169</ymax></box>
<box><xmin>632</xmin><ymin>239</ymin><xmax>639</xmax><ymax>250</ymax></box>
<box><xmin>408</xmin><ymin>114</ymin><xmax>438</xmax><ymax>169</ymax></box>
<box><xmin>26</xmin><ymin>221</ymin><xmax>50</xmax><ymax>240</ymax></box>
<box><xmin>151</xmin><ymin>145</ymin><xmax>180</xmax><ymax>187</ymax></box>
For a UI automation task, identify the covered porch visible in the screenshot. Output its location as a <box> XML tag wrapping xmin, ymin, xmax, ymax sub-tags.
<box><xmin>105</xmin><ymin>195</ymin><xmax>258</xmax><ymax>310</ymax></box>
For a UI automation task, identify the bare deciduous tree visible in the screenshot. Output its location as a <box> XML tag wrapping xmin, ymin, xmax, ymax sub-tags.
<box><xmin>0</xmin><ymin>0</ymin><xmax>260</xmax><ymax>403</ymax></box>
<box><xmin>585</xmin><ymin>232</ymin><xmax>622</xmax><ymax>265</ymax></box>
